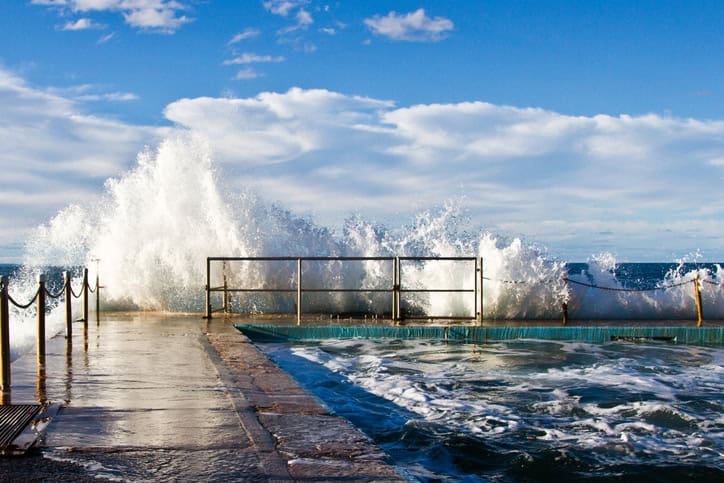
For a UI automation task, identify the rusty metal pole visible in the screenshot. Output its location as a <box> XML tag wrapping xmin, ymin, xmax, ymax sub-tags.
<box><xmin>1</xmin><ymin>276</ymin><xmax>10</xmax><ymax>393</ymax></box>
<box><xmin>37</xmin><ymin>274</ymin><xmax>46</xmax><ymax>368</ymax></box>
<box><xmin>694</xmin><ymin>277</ymin><xmax>704</xmax><ymax>327</ymax></box>
<box><xmin>297</xmin><ymin>258</ymin><xmax>302</xmax><ymax>326</ymax></box>
<box><xmin>562</xmin><ymin>303</ymin><xmax>568</xmax><ymax>326</ymax></box>
<box><xmin>63</xmin><ymin>271</ymin><xmax>72</xmax><ymax>340</ymax></box>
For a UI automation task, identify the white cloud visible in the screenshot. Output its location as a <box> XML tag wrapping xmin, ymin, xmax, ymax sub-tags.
<box><xmin>229</xmin><ymin>28</ymin><xmax>261</xmax><ymax>45</ymax></box>
<box><xmin>234</xmin><ymin>68</ymin><xmax>259</xmax><ymax>80</ymax></box>
<box><xmin>61</xmin><ymin>17</ymin><xmax>105</xmax><ymax>30</ymax></box>
<box><xmin>364</xmin><ymin>8</ymin><xmax>454</xmax><ymax>42</ymax></box>
<box><xmin>97</xmin><ymin>32</ymin><xmax>116</xmax><ymax>43</ymax></box>
<box><xmin>33</xmin><ymin>0</ymin><xmax>192</xmax><ymax>33</ymax></box>
<box><xmin>162</xmin><ymin>87</ymin><xmax>724</xmax><ymax>260</ymax></box>
<box><xmin>223</xmin><ymin>53</ymin><xmax>286</xmax><ymax>65</ymax></box>
<box><xmin>263</xmin><ymin>0</ymin><xmax>306</xmax><ymax>17</ymax></box>
<box><xmin>0</xmin><ymin>66</ymin><xmax>163</xmax><ymax>260</ymax></box>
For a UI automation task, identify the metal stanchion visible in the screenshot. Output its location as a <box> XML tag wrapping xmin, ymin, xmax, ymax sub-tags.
<box><xmin>1</xmin><ymin>276</ymin><xmax>10</xmax><ymax>394</ymax></box>
<box><xmin>694</xmin><ymin>277</ymin><xmax>704</xmax><ymax>327</ymax></box>
<box><xmin>63</xmin><ymin>271</ymin><xmax>72</xmax><ymax>340</ymax></box>
<box><xmin>37</xmin><ymin>274</ymin><xmax>46</xmax><ymax>367</ymax></box>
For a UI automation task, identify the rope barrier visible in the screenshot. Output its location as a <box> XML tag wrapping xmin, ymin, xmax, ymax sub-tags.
<box><xmin>70</xmin><ymin>282</ymin><xmax>83</xmax><ymax>299</ymax></box>
<box><xmin>562</xmin><ymin>277</ymin><xmax>692</xmax><ymax>293</ymax></box>
<box><xmin>702</xmin><ymin>279</ymin><xmax>722</xmax><ymax>287</ymax></box>
<box><xmin>87</xmin><ymin>281</ymin><xmax>97</xmax><ymax>294</ymax></box>
<box><xmin>44</xmin><ymin>286</ymin><xmax>65</xmax><ymax>299</ymax></box>
<box><xmin>482</xmin><ymin>274</ymin><xmax>697</xmax><ymax>293</ymax></box>
<box><xmin>8</xmin><ymin>289</ymin><xmax>40</xmax><ymax>309</ymax></box>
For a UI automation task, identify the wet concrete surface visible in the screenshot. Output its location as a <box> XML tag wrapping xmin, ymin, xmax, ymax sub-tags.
<box><xmin>1</xmin><ymin>313</ymin><xmax>406</xmax><ymax>482</ymax></box>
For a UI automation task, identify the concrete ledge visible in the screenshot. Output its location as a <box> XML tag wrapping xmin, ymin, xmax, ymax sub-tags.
<box><xmin>204</xmin><ymin>320</ymin><xmax>407</xmax><ymax>482</ymax></box>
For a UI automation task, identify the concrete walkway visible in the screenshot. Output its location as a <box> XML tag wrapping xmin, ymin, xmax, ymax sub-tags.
<box><xmin>2</xmin><ymin>313</ymin><xmax>405</xmax><ymax>482</ymax></box>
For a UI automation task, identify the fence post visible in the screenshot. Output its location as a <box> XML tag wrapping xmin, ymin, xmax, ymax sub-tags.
<box><xmin>64</xmin><ymin>271</ymin><xmax>72</xmax><ymax>339</ymax></box>
<box><xmin>37</xmin><ymin>274</ymin><xmax>46</xmax><ymax>367</ymax></box>
<box><xmin>478</xmin><ymin>257</ymin><xmax>484</xmax><ymax>325</ymax></box>
<box><xmin>95</xmin><ymin>268</ymin><xmax>100</xmax><ymax>325</ymax></box>
<box><xmin>694</xmin><ymin>277</ymin><xmax>704</xmax><ymax>327</ymax></box>
<box><xmin>391</xmin><ymin>257</ymin><xmax>397</xmax><ymax>323</ymax></box>
<box><xmin>297</xmin><ymin>258</ymin><xmax>302</xmax><ymax>326</ymax></box>
<box><xmin>1</xmin><ymin>276</ymin><xmax>10</xmax><ymax>393</ymax></box>
<box><xmin>395</xmin><ymin>257</ymin><xmax>401</xmax><ymax>322</ymax></box>
<box><xmin>82</xmin><ymin>268</ymin><xmax>89</xmax><ymax>324</ymax></box>
<box><xmin>205</xmin><ymin>258</ymin><xmax>212</xmax><ymax>320</ymax></box>
<box><xmin>561</xmin><ymin>302</ymin><xmax>568</xmax><ymax>326</ymax></box>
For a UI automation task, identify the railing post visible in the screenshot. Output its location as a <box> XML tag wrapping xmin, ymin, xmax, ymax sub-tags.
<box><xmin>1</xmin><ymin>276</ymin><xmax>10</xmax><ymax>393</ymax></box>
<box><xmin>37</xmin><ymin>274</ymin><xmax>46</xmax><ymax>368</ymax></box>
<box><xmin>95</xmin><ymin>268</ymin><xmax>100</xmax><ymax>325</ymax></box>
<box><xmin>205</xmin><ymin>258</ymin><xmax>212</xmax><ymax>320</ymax></box>
<box><xmin>297</xmin><ymin>258</ymin><xmax>302</xmax><ymax>326</ymax></box>
<box><xmin>694</xmin><ymin>276</ymin><xmax>704</xmax><ymax>327</ymax></box>
<box><xmin>64</xmin><ymin>271</ymin><xmax>72</xmax><ymax>339</ymax></box>
<box><xmin>561</xmin><ymin>302</ymin><xmax>568</xmax><ymax>326</ymax></box>
<box><xmin>394</xmin><ymin>257</ymin><xmax>401</xmax><ymax>322</ymax></box>
<box><xmin>223</xmin><ymin>274</ymin><xmax>229</xmax><ymax>314</ymax></box>
<box><xmin>391</xmin><ymin>258</ymin><xmax>397</xmax><ymax>323</ymax></box>
<box><xmin>82</xmin><ymin>268</ymin><xmax>89</xmax><ymax>324</ymax></box>
<box><xmin>478</xmin><ymin>257</ymin><xmax>484</xmax><ymax>325</ymax></box>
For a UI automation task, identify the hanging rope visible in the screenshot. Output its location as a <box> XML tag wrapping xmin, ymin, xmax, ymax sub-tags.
<box><xmin>562</xmin><ymin>277</ymin><xmax>692</xmax><ymax>292</ymax></box>
<box><xmin>8</xmin><ymin>288</ymin><xmax>40</xmax><ymax>309</ymax></box>
<box><xmin>70</xmin><ymin>282</ymin><xmax>83</xmax><ymax>299</ymax></box>
<box><xmin>87</xmin><ymin>279</ymin><xmax>97</xmax><ymax>294</ymax></box>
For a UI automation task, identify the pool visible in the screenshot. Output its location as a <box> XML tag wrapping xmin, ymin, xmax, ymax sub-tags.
<box><xmin>247</xmin><ymin>335</ymin><xmax>724</xmax><ymax>481</ymax></box>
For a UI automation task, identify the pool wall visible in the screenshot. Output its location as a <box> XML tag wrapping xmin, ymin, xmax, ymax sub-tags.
<box><xmin>236</xmin><ymin>325</ymin><xmax>724</xmax><ymax>346</ymax></box>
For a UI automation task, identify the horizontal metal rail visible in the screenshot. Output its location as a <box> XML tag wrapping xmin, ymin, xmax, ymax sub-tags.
<box><xmin>205</xmin><ymin>256</ymin><xmax>483</xmax><ymax>325</ymax></box>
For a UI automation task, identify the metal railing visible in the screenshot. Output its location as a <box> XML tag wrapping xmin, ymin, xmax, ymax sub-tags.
<box><xmin>204</xmin><ymin>256</ymin><xmax>485</xmax><ymax>325</ymax></box>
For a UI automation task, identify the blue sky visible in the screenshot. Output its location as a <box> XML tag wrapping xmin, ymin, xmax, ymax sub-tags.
<box><xmin>2</xmin><ymin>0</ymin><xmax>724</xmax><ymax>262</ymax></box>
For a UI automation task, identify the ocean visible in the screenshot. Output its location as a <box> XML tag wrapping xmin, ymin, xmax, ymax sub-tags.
<box><xmin>1</xmin><ymin>137</ymin><xmax>722</xmax><ymax>480</ymax></box>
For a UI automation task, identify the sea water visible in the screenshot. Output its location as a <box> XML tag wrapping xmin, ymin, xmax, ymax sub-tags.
<box><xmin>258</xmin><ymin>338</ymin><xmax>723</xmax><ymax>481</ymax></box>
<box><xmin>3</xmin><ymin>138</ymin><xmax>723</xmax><ymax>358</ymax></box>
<box><xmin>2</xmin><ymin>136</ymin><xmax>723</xmax><ymax>479</ymax></box>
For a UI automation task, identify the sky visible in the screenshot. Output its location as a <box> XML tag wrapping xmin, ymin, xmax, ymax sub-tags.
<box><xmin>1</xmin><ymin>0</ymin><xmax>724</xmax><ymax>263</ymax></box>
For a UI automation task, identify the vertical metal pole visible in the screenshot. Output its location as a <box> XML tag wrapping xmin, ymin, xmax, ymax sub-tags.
<box><xmin>95</xmin><ymin>266</ymin><xmax>100</xmax><ymax>325</ymax></box>
<box><xmin>64</xmin><ymin>271</ymin><xmax>72</xmax><ymax>340</ymax></box>
<box><xmin>205</xmin><ymin>257</ymin><xmax>212</xmax><ymax>320</ymax></box>
<box><xmin>391</xmin><ymin>258</ymin><xmax>397</xmax><ymax>323</ymax></box>
<box><xmin>561</xmin><ymin>303</ymin><xmax>568</xmax><ymax>326</ymax></box>
<box><xmin>0</xmin><ymin>276</ymin><xmax>10</xmax><ymax>393</ymax></box>
<box><xmin>297</xmin><ymin>258</ymin><xmax>302</xmax><ymax>326</ymax></box>
<box><xmin>223</xmin><ymin>274</ymin><xmax>229</xmax><ymax>314</ymax></box>
<box><xmin>478</xmin><ymin>257</ymin><xmax>484</xmax><ymax>325</ymax></box>
<box><xmin>395</xmin><ymin>257</ymin><xmax>401</xmax><ymax>322</ymax></box>
<box><xmin>37</xmin><ymin>274</ymin><xmax>46</xmax><ymax>368</ymax></box>
<box><xmin>694</xmin><ymin>277</ymin><xmax>704</xmax><ymax>327</ymax></box>
<box><xmin>82</xmin><ymin>268</ymin><xmax>89</xmax><ymax>323</ymax></box>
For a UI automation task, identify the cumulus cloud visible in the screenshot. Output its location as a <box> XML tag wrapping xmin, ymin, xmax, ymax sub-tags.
<box><xmin>0</xmin><ymin>67</ymin><xmax>163</xmax><ymax>259</ymax></box>
<box><xmin>163</xmin><ymin>87</ymin><xmax>724</xmax><ymax>259</ymax></box>
<box><xmin>364</xmin><ymin>8</ymin><xmax>454</xmax><ymax>42</ymax></box>
<box><xmin>32</xmin><ymin>0</ymin><xmax>192</xmax><ymax>33</ymax></box>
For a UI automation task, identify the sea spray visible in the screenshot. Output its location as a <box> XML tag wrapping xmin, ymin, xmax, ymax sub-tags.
<box><xmin>5</xmin><ymin>135</ymin><xmax>723</xmax><ymax>357</ymax></box>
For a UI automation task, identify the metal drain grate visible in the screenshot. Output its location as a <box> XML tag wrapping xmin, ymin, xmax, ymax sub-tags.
<box><xmin>0</xmin><ymin>405</ymin><xmax>41</xmax><ymax>452</ymax></box>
